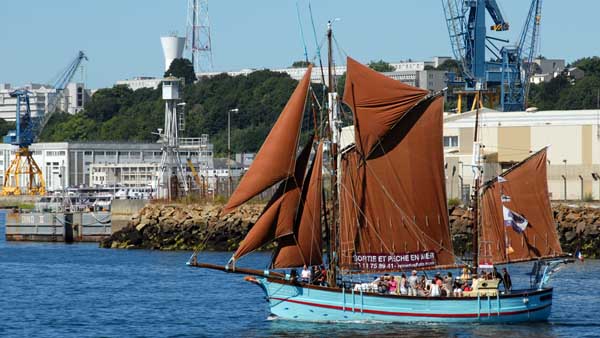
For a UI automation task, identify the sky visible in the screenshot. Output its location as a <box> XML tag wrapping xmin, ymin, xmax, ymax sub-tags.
<box><xmin>1</xmin><ymin>0</ymin><xmax>599</xmax><ymax>89</ymax></box>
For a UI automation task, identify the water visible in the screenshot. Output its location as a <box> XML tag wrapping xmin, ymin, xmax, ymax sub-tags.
<box><xmin>1</xmin><ymin>214</ymin><xmax>599</xmax><ymax>337</ymax></box>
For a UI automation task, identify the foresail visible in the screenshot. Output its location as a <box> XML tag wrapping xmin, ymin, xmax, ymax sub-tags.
<box><xmin>480</xmin><ymin>148</ymin><xmax>563</xmax><ymax>265</ymax></box>
<box><xmin>339</xmin><ymin>95</ymin><xmax>455</xmax><ymax>272</ymax></box>
<box><xmin>222</xmin><ymin>65</ymin><xmax>313</xmax><ymax>215</ymax></box>
<box><xmin>273</xmin><ymin>142</ymin><xmax>324</xmax><ymax>268</ymax></box>
<box><xmin>342</xmin><ymin>57</ymin><xmax>428</xmax><ymax>157</ymax></box>
<box><xmin>232</xmin><ymin>137</ymin><xmax>314</xmax><ymax>260</ymax></box>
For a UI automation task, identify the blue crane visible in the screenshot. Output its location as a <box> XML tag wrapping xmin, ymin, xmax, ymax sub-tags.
<box><xmin>442</xmin><ymin>0</ymin><xmax>543</xmax><ymax>112</ymax></box>
<box><xmin>2</xmin><ymin>51</ymin><xmax>87</xmax><ymax>195</ymax></box>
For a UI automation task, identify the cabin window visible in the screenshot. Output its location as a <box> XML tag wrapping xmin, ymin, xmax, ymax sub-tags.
<box><xmin>443</xmin><ymin>136</ymin><xmax>458</xmax><ymax>148</ymax></box>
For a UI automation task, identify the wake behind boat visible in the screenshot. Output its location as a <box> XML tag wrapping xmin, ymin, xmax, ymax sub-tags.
<box><xmin>188</xmin><ymin>23</ymin><xmax>571</xmax><ymax>323</ymax></box>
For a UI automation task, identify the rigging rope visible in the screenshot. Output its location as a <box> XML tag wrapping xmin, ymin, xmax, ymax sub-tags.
<box><xmin>295</xmin><ymin>1</ymin><xmax>309</xmax><ymax>63</ymax></box>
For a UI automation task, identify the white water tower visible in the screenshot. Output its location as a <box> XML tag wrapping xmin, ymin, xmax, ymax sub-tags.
<box><xmin>160</xmin><ymin>36</ymin><xmax>186</xmax><ymax>71</ymax></box>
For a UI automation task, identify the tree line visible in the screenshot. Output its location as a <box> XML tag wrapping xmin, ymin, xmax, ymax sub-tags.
<box><xmin>39</xmin><ymin>59</ymin><xmax>324</xmax><ymax>155</ymax></box>
<box><xmin>24</xmin><ymin>56</ymin><xmax>600</xmax><ymax>153</ymax></box>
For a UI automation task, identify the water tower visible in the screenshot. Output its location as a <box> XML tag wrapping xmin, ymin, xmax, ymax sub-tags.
<box><xmin>160</xmin><ymin>36</ymin><xmax>186</xmax><ymax>71</ymax></box>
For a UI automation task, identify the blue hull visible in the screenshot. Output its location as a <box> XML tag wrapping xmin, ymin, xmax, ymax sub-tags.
<box><xmin>256</xmin><ymin>278</ymin><xmax>552</xmax><ymax>323</ymax></box>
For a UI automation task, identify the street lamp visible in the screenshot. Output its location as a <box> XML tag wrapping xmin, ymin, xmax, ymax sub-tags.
<box><xmin>228</xmin><ymin>108</ymin><xmax>239</xmax><ymax>196</ymax></box>
<box><xmin>563</xmin><ymin>159</ymin><xmax>567</xmax><ymax>201</ymax></box>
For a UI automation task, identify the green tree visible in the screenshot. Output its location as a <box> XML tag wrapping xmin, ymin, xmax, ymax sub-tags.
<box><xmin>572</xmin><ymin>57</ymin><xmax>600</xmax><ymax>77</ymax></box>
<box><xmin>291</xmin><ymin>60</ymin><xmax>310</xmax><ymax>68</ymax></box>
<box><xmin>84</xmin><ymin>85</ymin><xmax>134</xmax><ymax>122</ymax></box>
<box><xmin>528</xmin><ymin>75</ymin><xmax>571</xmax><ymax>110</ymax></box>
<box><xmin>165</xmin><ymin>58</ymin><xmax>196</xmax><ymax>85</ymax></box>
<box><xmin>436</xmin><ymin>59</ymin><xmax>461</xmax><ymax>74</ymax></box>
<box><xmin>368</xmin><ymin>60</ymin><xmax>395</xmax><ymax>72</ymax></box>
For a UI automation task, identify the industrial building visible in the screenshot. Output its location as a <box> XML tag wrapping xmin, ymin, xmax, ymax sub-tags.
<box><xmin>443</xmin><ymin>108</ymin><xmax>600</xmax><ymax>202</ymax></box>
<box><xmin>0</xmin><ymin>136</ymin><xmax>216</xmax><ymax>192</ymax></box>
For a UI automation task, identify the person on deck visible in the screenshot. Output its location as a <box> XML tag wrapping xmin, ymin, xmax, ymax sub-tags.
<box><xmin>311</xmin><ymin>266</ymin><xmax>321</xmax><ymax>285</ymax></box>
<box><xmin>377</xmin><ymin>275</ymin><xmax>389</xmax><ymax>294</ymax></box>
<box><xmin>502</xmin><ymin>268</ymin><xmax>512</xmax><ymax>292</ymax></box>
<box><xmin>399</xmin><ymin>273</ymin><xmax>408</xmax><ymax>295</ymax></box>
<box><xmin>444</xmin><ymin>272</ymin><xmax>454</xmax><ymax>297</ymax></box>
<box><xmin>460</xmin><ymin>266</ymin><xmax>472</xmax><ymax>281</ymax></box>
<box><xmin>388</xmin><ymin>276</ymin><xmax>398</xmax><ymax>294</ymax></box>
<box><xmin>317</xmin><ymin>266</ymin><xmax>327</xmax><ymax>286</ymax></box>
<box><xmin>492</xmin><ymin>267</ymin><xmax>501</xmax><ymax>279</ymax></box>
<box><xmin>430</xmin><ymin>277</ymin><xmax>441</xmax><ymax>297</ymax></box>
<box><xmin>408</xmin><ymin>270</ymin><xmax>419</xmax><ymax>296</ymax></box>
<box><xmin>301</xmin><ymin>265</ymin><xmax>311</xmax><ymax>283</ymax></box>
<box><xmin>453</xmin><ymin>280</ymin><xmax>463</xmax><ymax>297</ymax></box>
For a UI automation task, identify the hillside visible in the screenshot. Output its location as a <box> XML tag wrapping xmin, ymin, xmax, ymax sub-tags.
<box><xmin>39</xmin><ymin>66</ymin><xmax>324</xmax><ymax>155</ymax></box>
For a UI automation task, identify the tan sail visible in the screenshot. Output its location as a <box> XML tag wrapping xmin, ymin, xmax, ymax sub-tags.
<box><xmin>343</xmin><ymin>57</ymin><xmax>428</xmax><ymax>157</ymax></box>
<box><xmin>222</xmin><ymin>65</ymin><xmax>313</xmax><ymax>215</ymax></box>
<box><xmin>233</xmin><ymin>137</ymin><xmax>314</xmax><ymax>260</ymax></box>
<box><xmin>339</xmin><ymin>77</ymin><xmax>455</xmax><ymax>273</ymax></box>
<box><xmin>273</xmin><ymin>141</ymin><xmax>324</xmax><ymax>268</ymax></box>
<box><xmin>480</xmin><ymin>148</ymin><xmax>563</xmax><ymax>265</ymax></box>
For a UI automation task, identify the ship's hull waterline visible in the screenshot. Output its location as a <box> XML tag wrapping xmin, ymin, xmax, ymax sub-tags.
<box><xmin>255</xmin><ymin>278</ymin><xmax>552</xmax><ymax>323</ymax></box>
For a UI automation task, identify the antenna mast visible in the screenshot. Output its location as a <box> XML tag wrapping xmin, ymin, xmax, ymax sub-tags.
<box><xmin>186</xmin><ymin>0</ymin><xmax>213</xmax><ymax>74</ymax></box>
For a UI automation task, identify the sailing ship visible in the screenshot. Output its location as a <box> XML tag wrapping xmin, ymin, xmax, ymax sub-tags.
<box><xmin>188</xmin><ymin>26</ymin><xmax>572</xmax><ymax>323</ymax></box>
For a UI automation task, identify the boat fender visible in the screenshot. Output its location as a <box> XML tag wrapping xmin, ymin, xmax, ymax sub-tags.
<box><xmin>522</xmin><ymin>297</ymin><xmax>529</xmax><ymax>304</ymax></box>
<box><xmin>244</xmin><ymin>276</ymin><xmax>260</xmax><ymax>285</ymax></box>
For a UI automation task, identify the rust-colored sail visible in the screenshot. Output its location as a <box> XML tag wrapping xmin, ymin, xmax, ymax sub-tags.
<box><xmin>343</xmin><ymin>57</ymin><xmax>428</xmax><ymax>157</ymax></box>
<box><xmin>273</xmin><ymin>142</ymin><xmax>324</xmax><ymax>268</ymax></box>
<box><xmin>339</xmin><ymin>96</ymin><xmax>455</xmax><ymax>271</ymax></box>
<box><xmin>480</xmin><ymin>148</ymin><xmax>563</xmax><ymax>265</ymax></box>
<box><xmin>233</xmin><ymin>137</ymin><xmax>314</xmax><ymax>260</ymax></box>
<box><xmin>222</xmin><ymin>65</ymin><xmax>313</xmax><ymax>215</ymax></box>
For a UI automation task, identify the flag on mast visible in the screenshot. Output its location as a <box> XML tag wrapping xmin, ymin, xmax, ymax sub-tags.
<box><xmin>503</xmin><ymin>206</ymin><xmax>528</xmax><ymax>233</ymax></box>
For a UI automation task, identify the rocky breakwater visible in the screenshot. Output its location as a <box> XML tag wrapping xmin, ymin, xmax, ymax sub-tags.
<box><xmin>448</xmin><ymin>204</ymin><xmax>600</xmax><ymax>258</ymax></box>
<box><xmin>102</xmin><ymin>202</ymin><xmax>600</xmax><ymax>258</ymax></box>
<box><xmin>99</xmin><ymin>203</ymin><xmax>264</xmax><ymax>251</ymax></box>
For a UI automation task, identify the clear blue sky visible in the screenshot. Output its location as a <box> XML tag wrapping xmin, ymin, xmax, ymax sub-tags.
<box><xmin>1</xmin><ymin>0</ymin><xmax>598</xmax><ymax>89</ymax></box>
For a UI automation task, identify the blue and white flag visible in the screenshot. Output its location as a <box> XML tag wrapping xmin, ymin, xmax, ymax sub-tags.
<box><xmin>497</xmin><ymin>176</ymin><xmax>508</xmax><ymax>183</ymax></box>
<box><xmin>503</xmin><ymin>205</ymin><xmax>528</xmax><ymax>233</ymax></box>
<box><xmin>576</xmin><ymin>249</ymin><xmax>584</xmax><ymax>262</ymax></box>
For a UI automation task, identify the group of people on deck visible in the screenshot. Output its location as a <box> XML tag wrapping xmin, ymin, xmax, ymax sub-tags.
<box><xmin>294</xmin><ymin>264</ymin><xmax>328</xmax><ymax>286</ymax></box>
<box><xmin>353</xmin><ymin>266</ymin><xmax>512</xmax><ymax>297</ymax></box>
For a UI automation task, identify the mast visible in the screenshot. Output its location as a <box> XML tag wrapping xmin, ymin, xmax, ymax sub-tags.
<box><xmin>472</xmin><ymin>97</ymin><xmax>481</xmax><ymax>272</ymax></box>
<box><xmin>326</xmin><ymin>20</ymin><xmax>340</xmax><ymax>286</ymax></box>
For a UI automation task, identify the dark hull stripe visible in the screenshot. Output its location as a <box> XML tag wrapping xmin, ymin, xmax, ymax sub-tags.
<box><xmin>270</xmin><ymin>297</ymin><xmax>552</xmax><ymax>318</ymax></box>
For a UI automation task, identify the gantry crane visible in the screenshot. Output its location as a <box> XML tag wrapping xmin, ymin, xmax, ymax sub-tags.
<box><xmin>1</xmin><ymin>51</ymin><xmax>87</xmax><ymax>195</ymax></box>
<box><xmin>442</xmin><ymin>0</ymin><xmax>543</xmax><ymax>112</ymax></box>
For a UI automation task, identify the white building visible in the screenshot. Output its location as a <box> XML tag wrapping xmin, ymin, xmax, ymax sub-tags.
<box><xmin>200</xmin><ymin>57</ymin><xmax>451</xmax><ymax>92</ymax></box>
<box><xmin>0</xmin><ymin>82</ymin><xmax>89</xmax><ymax>121</ymax></box>
<box><xmin>0</xmin><ymin>137</ymin><xmax>215</xmax><ymax>192</ymax></box>
<box><xmin>443</xmin><ymin>108</ymin><xmax>600</xmax><ymax>201</ymax></box>
<box><xmin>115</xmin><ymin>77</ymin><xmax>162</xmax><ymax>91</ymax></box>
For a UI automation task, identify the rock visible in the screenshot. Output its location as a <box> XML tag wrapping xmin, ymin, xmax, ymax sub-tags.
<box><xmin>565</xmin><ymin>231</ymin><xmax>577</xmax><ymax>242</ymax></box>
<box><xmin>576</xmin><ymin>221</ymin><xmax>587</xmax><ymax>234</ymax></box>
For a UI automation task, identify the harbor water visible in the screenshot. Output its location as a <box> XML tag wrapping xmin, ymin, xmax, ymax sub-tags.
<box><xmin>1</xmin><ymin>214</ymin><xmax>599</xmax><ymax>337</ymax></box>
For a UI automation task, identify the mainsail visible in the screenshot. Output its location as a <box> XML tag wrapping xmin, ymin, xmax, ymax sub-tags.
<box><xmin>339</xmin><ymin>58</ymin><xmax>455</xmax><ymax>272</ymax></box>
<box><xmin>221</xmin><ymin>65</ymin><xmax>313</xmax><ymax>215</ymax></box>
<box><xmin>272</xmin><ymin>142</ymin><xmax>324</xmax><ymax>268</ymax></box>
<box><xmin>480</xmin><ymin>148</ymin><xmax>563</xmax><ymax>265</ymax></box>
